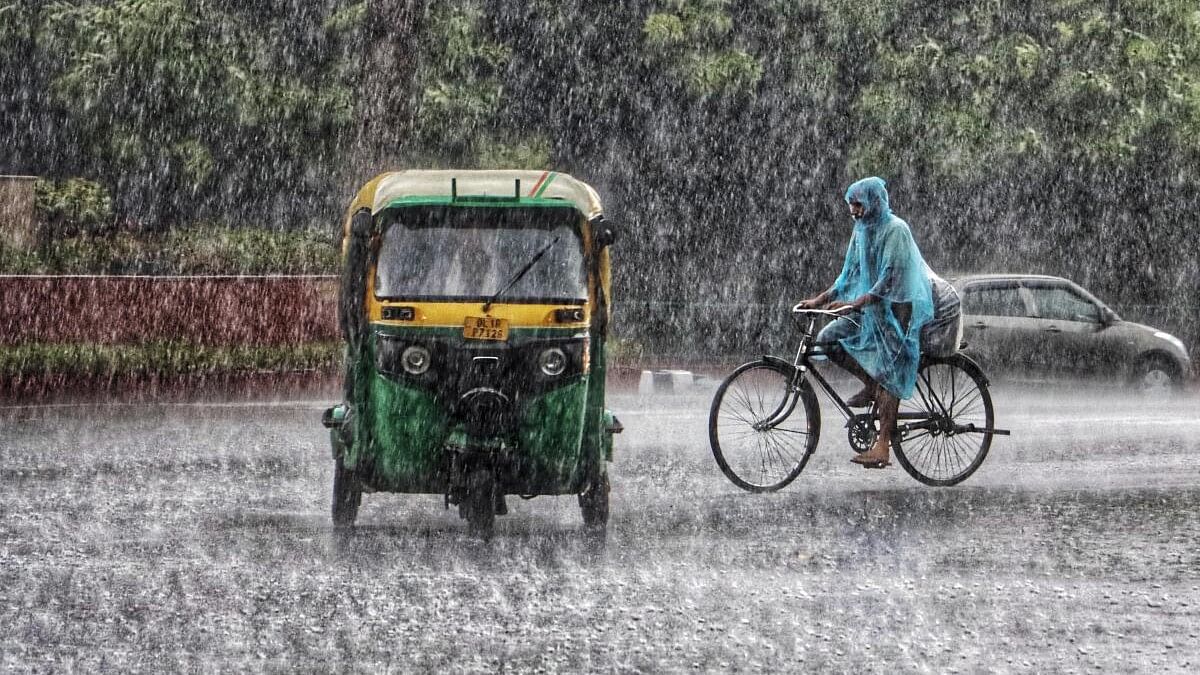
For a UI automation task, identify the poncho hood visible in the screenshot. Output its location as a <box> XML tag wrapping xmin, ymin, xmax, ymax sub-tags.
<box><xmin>844</xmin><ymin>176</ymin><xmax>892</xmax><ymax>227</ymax></box>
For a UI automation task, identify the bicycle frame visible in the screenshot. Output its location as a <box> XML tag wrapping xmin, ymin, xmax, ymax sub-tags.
<box><xmin>778</xmin><ymin>308</ymin><xmax>1009</xmax><ymax>438</ymax></box>
<box><xmin>777</xmin><ymin>309</ymin><xmax>859</xmax><ymax>423</ymax></box>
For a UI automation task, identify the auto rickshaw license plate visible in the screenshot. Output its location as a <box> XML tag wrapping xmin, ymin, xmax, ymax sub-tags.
<box><xmin>464</xmin><ymin>316</ymin><xmax>509</xmax><ymax>341</ymax></box>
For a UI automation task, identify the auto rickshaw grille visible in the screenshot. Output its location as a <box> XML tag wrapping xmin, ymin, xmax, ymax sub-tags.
<box><xmin>455</xmin><ymin>387</ymin><xmax>516</xmax><ymax>436</ymax></box>
<box><xmin>373</xmin><ymin>333</ymin><xmax>588</xmax><ymax>436</ymax></box>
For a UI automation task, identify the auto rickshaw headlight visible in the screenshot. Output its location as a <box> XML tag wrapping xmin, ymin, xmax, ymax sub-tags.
<box><xmin>401</xmin><ymin>345</ymin><xmax>432</xmax><ymax>375</ymax></box>
<box><xmin>554</xmin><ymin>307</ymin><xmax>585</xmax><ymax>323</ymax></box>
<box><xmin>538</xmin><ymin>347</ymin><xmax>568</xmax><ymax>377</ymax></box>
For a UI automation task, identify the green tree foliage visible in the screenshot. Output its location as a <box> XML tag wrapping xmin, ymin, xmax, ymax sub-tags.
<box><xmin>1</xmin><ymin>0</ymin><xmax>1197</xmax><ymax>352</ymax></box>
<box><xmin>36</xmin><ymin>0</ymin><xmax>361</xmax><ymax>223</ymax></box>
<box><xmin>342</xmin><ymin>0</ymin><xmax>552</xmax><ymax>178</ymax></box>
<box><xmin>0</xmin><ymin>1</ymin><xmax>60</xmax><ymax>177</ymax></box>
<box><xmin>410</xmin><ymin>2</ymin><xmax>547</xmax><ymax>168</ymax></box>
<box><xmin>844</xmin><ymin>0</ymin><xmax>1200</xmax><ymax>324</ymax></box>
<box><xmin>859</xmin><ymin>1</ymin><xmax>1200</xmax><ymax>177</ymax></box>
<box><xmin>643</xmin><ymin>1</ymin><xmax>762</xmax><ymax>96</ymax></box>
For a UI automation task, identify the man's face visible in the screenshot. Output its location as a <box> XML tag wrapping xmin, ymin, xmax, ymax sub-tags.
<box><xmin>847</xmin><ymin>200</ymin><xmax>866</xmax><ymax>220</ymax></box>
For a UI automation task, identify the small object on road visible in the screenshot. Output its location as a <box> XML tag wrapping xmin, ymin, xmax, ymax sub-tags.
<box><xmin>637</xmin><ymin>369</ymin><xmax>695</xmax><ymax>395</ymax></box>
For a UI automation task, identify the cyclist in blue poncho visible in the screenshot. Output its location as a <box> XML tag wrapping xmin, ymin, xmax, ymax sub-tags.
<box><xmin>798</xmin><ymin>177</ymin><xmax>938</xmax><ymax>468</ymax></box>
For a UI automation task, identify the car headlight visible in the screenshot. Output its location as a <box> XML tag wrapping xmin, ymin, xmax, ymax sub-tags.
<box><xmin>401</xmin><ymin>345</ymin><xmax>431</xmax><ymax>375</ymax></box>
<box><xmin>538</xmin><ymin>347</ymin><xmax>567</xmax><ymax>376</ymax></box>
<box><xmin>1154</xmin><ymin>331</ymin><xmax>1186</xmax><ymax>354</ymax></box>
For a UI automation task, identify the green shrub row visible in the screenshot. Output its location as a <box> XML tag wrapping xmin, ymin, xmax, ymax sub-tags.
<box><xmin>0</xmin><ymin>225</ymin><xmax>341</xmax><ymax>275</ymax></box>
<box><xmin>34</xmin><ymin>178</ymin><xmax>114</xmax><ymax>237</ymax></box>
<box><xmin>0</xmin><ymin>342</ymin><xmax>342</xmax><ymax>378</ymax></box>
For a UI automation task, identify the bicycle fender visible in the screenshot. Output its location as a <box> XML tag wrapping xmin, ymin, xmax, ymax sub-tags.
<box><xmin>761</xmin><ymin>355</ymin><xmax>799</xmax><ymax>377</ymax></box>
<box><xmin>923</xmin><ymin>352</ymin><xmax>990</xmax><ymax>387</ymax></box>
<box><xmin>950</xmin><ymin>352</ymin><xmax>990</xmax><ymax>386</ymax></box>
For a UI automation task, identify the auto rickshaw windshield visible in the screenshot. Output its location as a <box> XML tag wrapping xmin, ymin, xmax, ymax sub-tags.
<box><xmin>374</xmin><ymin>206</ymin><xmax>588</xmax><ymax>304</ymax></box>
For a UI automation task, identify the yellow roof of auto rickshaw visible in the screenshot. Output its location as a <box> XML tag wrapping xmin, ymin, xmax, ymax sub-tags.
<box><xmin>367</xmin><ymin>170</ymin><xmax>603</xmax><ymax>220</ymax></box>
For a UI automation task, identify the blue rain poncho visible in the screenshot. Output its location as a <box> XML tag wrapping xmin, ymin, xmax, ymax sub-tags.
<box><xmin>828</xmin><ymin>177</ymin><xmax>934</xmax><ymax>399</ymax></box>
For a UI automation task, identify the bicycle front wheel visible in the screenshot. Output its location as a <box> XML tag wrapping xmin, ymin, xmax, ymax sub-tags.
<box><xmin>892</xmin><ymin>354</ymin><xmax>994</xmax><ymax>486</ymax></box>
<box><xmin>708</xmin><ymin>360</ymin><xmax>821</xmax><ymax>492</ymax></box>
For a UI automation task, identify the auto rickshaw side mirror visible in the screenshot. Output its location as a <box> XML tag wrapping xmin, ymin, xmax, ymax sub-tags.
<box><xmin>591</xmin><ymin>215</ymin><xmax>617</xmax><ymax>249</ymax></box>
<box><xmin>350</xmin><ymin>208</ymin><xmax>373</xmax><ymax>239</ymax></box>
<box><xmin>322</xmin><ymin>404</ymin><xmax>349</xmax><ymax>429</ymax></box>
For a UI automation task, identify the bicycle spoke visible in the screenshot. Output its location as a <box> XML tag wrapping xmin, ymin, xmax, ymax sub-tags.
<box><xmin>769</xmin><ymin>427</ymin><xmax>810</xmax><ymax>436</ymax></box>
<box><xmin>720</xmin><ymin>409</ymin><xmax>760</xmax><ymax>428</ymax></box>
<box><xmin>763</xmin><ymin>433</ymin><xmax>799</xmax><ymax>470</ymax></box>
<box><xmin>950</xmin><ymin>366</ymin><xmax>959</xmax><ymax>413</ymax></box>
<box><xmin>732</xmin><ymin>387</ymin><xmax>758</xmax><ymax>418</ymax></box>
<box><xmin>914</xmin><ymin>371</ymin><xmax>938</xmax><ymax>414</ymax></box>
<box><xmin>947</xmin><ymin>435</ymin><xmax>971</xmax><ymax>472</ymax></box>
<box><xmin>952</xmin><ymin>388</ymin><xmax>984</xmax><ymax>417</ymax></box>
<box><xmin>922</xmin><ymin>370</ymin><xmax>951</xmax><ymax>417</ymax></box>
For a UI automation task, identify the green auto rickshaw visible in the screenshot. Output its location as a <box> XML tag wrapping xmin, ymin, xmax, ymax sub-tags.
<box><xmin>322</xmin><ymin>170</ymin><xmax>621</xmax><ymax>535</ymax></box>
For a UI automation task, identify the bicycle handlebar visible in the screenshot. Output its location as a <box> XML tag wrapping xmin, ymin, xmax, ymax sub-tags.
<box><xmin>790</xmin><ymin>304</ymin><xmax>862</xmax><ymax>331</ymax></box>
<box><xmin>790</xmin><ymin>304</ymin><xmax>852</xmax><ymax>317</ymax></box>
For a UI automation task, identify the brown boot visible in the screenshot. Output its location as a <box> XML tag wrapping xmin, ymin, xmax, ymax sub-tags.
<box><xmin>851</xmin><ymin>433</ymin><xmax>892</xmax><ymax>468</ymax></box>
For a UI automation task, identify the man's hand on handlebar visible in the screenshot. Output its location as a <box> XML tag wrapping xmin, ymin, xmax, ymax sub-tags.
<box><xmin>796</xmin><ymin>289</ymin><xmax>837</xmax><ymax>310</ymax></box>
<box><xmin>791</xmin><ymin>295</ymin><xmax>865</xmax><ymax>329</ymax></box>
<box><xmin>795</xmin><ymin>291</ymin><xmax>855</xmax><ymax>313</ymax></box>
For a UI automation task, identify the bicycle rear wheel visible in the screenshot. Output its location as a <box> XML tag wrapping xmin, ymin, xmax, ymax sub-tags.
<box><xmin>708</xmin><ymin>360</ymin><xmax>820</xmax><ymax>492</ymax></box>
<box><xmin>892</xmin><ymin>354</ymin><xmax>994</xmax><ymax>486</ymax></box>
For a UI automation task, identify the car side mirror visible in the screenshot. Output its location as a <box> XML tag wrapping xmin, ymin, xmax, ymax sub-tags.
<box><xmin>591</xmin><ymin>216</ymin><xmax>617</xmax><ymax>249</ymax></box>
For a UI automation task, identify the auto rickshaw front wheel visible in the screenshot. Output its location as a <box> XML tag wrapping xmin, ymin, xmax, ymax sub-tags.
<box><xmin>460</xmin><ymin>468</ymin><xmax>497</xmax><ymax>537</ymax></box>
<box><xmin>579</xmin><ymin>473</ymin><xmax>610</xmax><ymax>531</ymax></box>
<box><xmin>331</xmin><ymin>458</ymin><xmax>362</xmax><ymax>529</ymax></box>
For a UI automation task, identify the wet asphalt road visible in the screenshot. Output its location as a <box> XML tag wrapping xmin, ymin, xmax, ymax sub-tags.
<box><xmin>1</xmin><ymin>383</ymin><xmax>1198</xmax><ymax>672</ymax></box>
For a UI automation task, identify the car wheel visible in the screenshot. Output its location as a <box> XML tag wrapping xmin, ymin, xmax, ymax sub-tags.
<box><xmin>1131</xmin><ymin>355</ymin><xmax>1180</xmax><ymax>395</ymax></box>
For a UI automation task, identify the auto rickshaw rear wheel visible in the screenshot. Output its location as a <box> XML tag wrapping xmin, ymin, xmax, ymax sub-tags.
<box><xmin>461</xmin><ymin>468</ymin><xmax>497</xmax><ymax>536</ymax></box>
<box><xmin>332</xmin><ymin>457</ymin><xmax>362</xmax><ymax>529</ymax></box>
<box><xmin>579</xmin><ymin>473</ymin><xmax>610</xmax><ymax>531</ymax></box>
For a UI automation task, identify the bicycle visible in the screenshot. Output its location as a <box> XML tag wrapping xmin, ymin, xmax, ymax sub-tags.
<box><xmin>708</xmin><ymin>306</ymin><xmax>1010</xmax><ymax>491</ymax></box>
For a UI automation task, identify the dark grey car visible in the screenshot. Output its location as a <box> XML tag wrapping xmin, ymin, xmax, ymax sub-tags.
<box><xmin>949</xmin><ymin>274</ymin><xmax>1192</xmax><ymax>391</ymax></box>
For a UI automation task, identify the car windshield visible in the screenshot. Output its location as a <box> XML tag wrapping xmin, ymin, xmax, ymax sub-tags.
<box><xmin>374</xmin><ymin>206</ymin><xmax>588</xmax><ymax>303</ymax></box>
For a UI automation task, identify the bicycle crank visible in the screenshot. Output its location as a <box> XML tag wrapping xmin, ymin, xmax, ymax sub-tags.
<box><xmin>846</xmin><ymin>414</ymin><xmax>877</xmax><ymax>454</ymax></box>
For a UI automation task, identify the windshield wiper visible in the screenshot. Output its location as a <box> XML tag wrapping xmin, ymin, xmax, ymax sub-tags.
<box><xmin>481</xmin><ymin>236</ymin><xmax>560</xmax><ymax>313</ymax></box>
